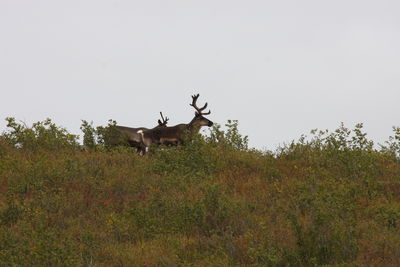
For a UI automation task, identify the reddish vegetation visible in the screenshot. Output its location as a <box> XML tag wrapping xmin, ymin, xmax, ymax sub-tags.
<box><xmin>0</xmin><ymin>119</ymin><xmax>400</xmax><ymax>265</ymax></box>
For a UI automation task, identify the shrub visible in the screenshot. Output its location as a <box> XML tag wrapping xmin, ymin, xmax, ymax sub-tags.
<box><xmin>0</xmin><ymin>118</ymin><xmax>399</xmax><ymax>266</ymax></box>
<box><xmin>381</xmin><ymin>126</ymin><xmax>400</xmax><ymax>158</ymax></box>
<box><xmin>207</xmin><ymin>120</ymin><xmax>249</xmax><ymax>151</ymax></box>
<box><xmin>80</xmin><ymin>120</ymin><xmax>97</xmax><ymax>149</ymax></box>
<box><xmin>80</xmin><ymin>119</ymin><xmax>135</xmax><ymax>151</ymax></box>
<box><xmin>2</xmin><ymin>117</ymin><xmax>79</xmax><ymax>151</ymax></box>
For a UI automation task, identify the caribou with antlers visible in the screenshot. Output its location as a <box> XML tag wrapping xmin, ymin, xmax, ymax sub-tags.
<box><xmin>110</xmin><ymin>112</ymin><xmax>169</xmax><ymax>154</ymax></box>
<box><xmin>138</xmin><ymin>94</ymin><xmax>213</xmax><ymax>151</ymax></box>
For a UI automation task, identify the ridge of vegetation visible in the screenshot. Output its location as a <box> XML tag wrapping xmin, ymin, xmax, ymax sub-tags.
<box><xmin>1</xmin><ymin>118</ymin><xmax>400</xmax><ymax>266</ymax></box>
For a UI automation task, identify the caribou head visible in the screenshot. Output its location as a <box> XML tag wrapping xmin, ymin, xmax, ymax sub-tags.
<box><xmin>188</xmin><ymin>94</ymin><xmax>214</xmax><ymax>128</ymax></box>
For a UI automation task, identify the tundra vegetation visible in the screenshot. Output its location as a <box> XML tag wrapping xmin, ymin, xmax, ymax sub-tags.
<box><xmin>1</xmin><ymin>117</ymin><xmax>400</xmax><ymax>266</ymax></box>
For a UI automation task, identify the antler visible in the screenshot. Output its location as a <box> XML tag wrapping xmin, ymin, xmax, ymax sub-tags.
<box><xmin>190</xmin><ymin>94</ymin><xmax>211</xmax><ymax>115</ymax></box>
<box><xmin>158</xmin><ymin>112</ymin><xmax>169</xmax><ymax>126</ymax></box>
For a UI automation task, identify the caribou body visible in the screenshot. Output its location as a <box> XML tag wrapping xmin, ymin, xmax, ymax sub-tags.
<box><xmin>110</xmin><ymin>112</ymin><xmax>169</xmax><ymax>154</ymax></box>
<box><xmin>138</xmin><ymin>94</ymin><xmax>213</xmax><ymax>150</ymax></box>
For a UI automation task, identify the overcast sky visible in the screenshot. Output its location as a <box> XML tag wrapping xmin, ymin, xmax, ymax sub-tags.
<box><xmin>1</xmin><ymin>0</ymin><xmax>399</xmax><ymax>150</ymax></box>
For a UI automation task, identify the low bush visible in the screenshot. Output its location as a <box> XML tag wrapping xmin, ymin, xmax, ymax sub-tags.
<box><xmin>1</xmin><ymin>118</ymin><xmax>399</xmax><ymax>266</ymax></box>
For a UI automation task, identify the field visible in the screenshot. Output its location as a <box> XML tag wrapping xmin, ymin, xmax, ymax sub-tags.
<box><xmin>1</xmin><ymin>118</ymin><xmax>400</xmax><ymax>266</ymax></box>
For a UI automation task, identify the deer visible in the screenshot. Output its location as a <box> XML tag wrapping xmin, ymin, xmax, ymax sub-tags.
<box><xmin>109</xmin><ymin>112</ymin><xmax>169</xmax><ymax>154</ymax></box>
<box><xmin>138</xmin><ymin>94</ymin><xmax>213</xmax><ymax>152</ymax></box>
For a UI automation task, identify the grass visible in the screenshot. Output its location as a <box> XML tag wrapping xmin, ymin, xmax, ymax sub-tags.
<box><xmin>0</xmin><ymin>118</ymin><xmax>400</xmax><ymax>266</ymax></box>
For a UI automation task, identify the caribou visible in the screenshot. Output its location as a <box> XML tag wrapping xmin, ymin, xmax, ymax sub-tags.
<box><xmin>138</xmin><ymin>94</ymin><xmax>213</xmax><ymax>152</ymax></box>
<box><xmin>110</xmin><ymin>112</ymin><xmax>169</xmax><ymax>154</ymax></box>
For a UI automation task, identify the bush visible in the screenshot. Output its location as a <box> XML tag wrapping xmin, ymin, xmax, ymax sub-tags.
<box><xmin>381</xmin><ymin>126</ymin><xmax>400</xmax><ymax>158</ymax></box>
<box><xmin>1</xmin><ymin>118</ymin><xmax>400</xmax><ymax>266</ymax></box>
<box><xmin>80</xmin><ymin>119</ymin><xmax>124</xmax><ymax>150</ymax></box>
<box><xmin>207</xmin><ymin>120</ymin><xmax>249</xmax><ymax>151</ymax></box>
<box><xmin>2</xmin><ymin>117</ymin><xmax>79</xmax><ymax>151</ymax></box>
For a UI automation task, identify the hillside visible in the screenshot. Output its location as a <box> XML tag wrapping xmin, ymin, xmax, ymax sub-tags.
<box><xmin>1</xmin><ymin>118</ymin><xmax>400</xmax><ymax>266</ymax></box>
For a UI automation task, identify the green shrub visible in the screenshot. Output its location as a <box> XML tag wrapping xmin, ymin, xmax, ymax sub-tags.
<box><xmin>1</xmin><ymin>118</ymin><xmax>400</xmax><ymax>266</ymax></box>
<box><xmin>381</xmin><ymin>126</ymin><xmax>400</xmax><ymax>158</ymax></box>
<box><xmin>2</xmin><ymin>117</ymin><xmax>79</xmax><ymax>151</ymax></box>
<box><xmin>151</xmin><ymin>134</ymin><xmax>219</xmax><ymax>178</ymax></box>
<box><xmin>207</xmin><ymin>120</ymin><xmax>249</xmax><ymax>151</ymax></box>
<box><xmin>80</xmin><ymin>120</ymin><xmax>97</xmax><ymax>149</ymax></box>
<box><xmin>80</xmin><ymin>119</ymin><xmax>125</xmax><ymax>149</ymax></box>
<box><xmin>288</xmin><ymin>178</ymin><xmax>359</xmax><ymax>265</ymax></box>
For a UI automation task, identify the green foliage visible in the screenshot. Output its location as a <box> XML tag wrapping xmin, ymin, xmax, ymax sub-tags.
<box><xmin>2</xmin><ymin>117</ymin><xmax>79</xmax><ymax>151</ymax></box>
<box><xmin>80</xmin><ymin>120</ymin><xmax>96</xmax><ymax>149</ymax></box>
<box><xmin>288</xmin><ymin>178</ymin><xmax>359</xmax><ymax>265</ymax></box>
<box><xmin>95</xmin><ymin>119</ymin><xmax>119</xmax><ymax>148</ymax></box>
<box><xmin>279</xmin><ymin>122</ymin><xmax>374</xmax><ymax>156</ymax></box>
<box><xmin>1</xmin><ymin>118</ymin><xmax>400</xmax><ymax>266</ymax></box>
<box><xmin>80</xmin><ymin>119</ymin><xmax>129</xmax><ymax>150</ymax></box>
<box><xmin>0</xmin><ymin>200</ymin><xmax>23</xmax><ymax>226</ymax></box>
<box><xmin>207</xmin><ymin>120</ymin><xmax>249</xmax><ymax>151</ymax></box>
<box><xmin>278</xmin><ymin>123</ymin><xmax>382</xmax><ymax>182</ymax></box>
<box><xmin>369</xmin><ymin>201</ymin><xmax>400</xmax><ymax>229</ymax></box>
<box><xmin>381</xmin><ymin>126</ymin><xmax>400</xmax><ymax>157</ymax></box>
<box><xmin>151</xmin><ymin>133</ymin><xmax>219</xmax><ymax>178</ymax></box>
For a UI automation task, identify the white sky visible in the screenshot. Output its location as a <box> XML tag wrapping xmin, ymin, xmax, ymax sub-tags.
<box><xmin>1</xmin><ymin>0</ymin><xmax>399</xmax><ymax>150</ymax></box>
